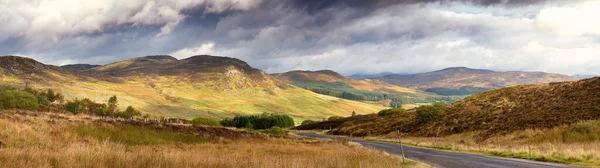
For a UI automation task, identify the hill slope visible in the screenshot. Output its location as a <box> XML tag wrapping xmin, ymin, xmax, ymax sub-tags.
<box><xmin>0</xmin><ymin>55</ymin><xmax>385</xmax><ymax>121</ymax></box>
<box><xmin>297</xmin><ymin>77</ymin><xmax>600</xmax><ymax>138</ymax></box>
<box><xmin>273</xmin><ymin>70</ymin><xmax>430</xmax><ymax>98</ymax></box>
<box><xmin>376</xmin><ymin>67</ymin><xmax>575</xmax><ymax>90</ymax></box>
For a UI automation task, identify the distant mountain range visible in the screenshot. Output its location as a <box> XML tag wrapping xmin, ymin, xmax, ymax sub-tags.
<box><xmin>0</xmin><ymin>55</ymin><xmax>384</xmax><ymax>121</ymax></box>
<box><xmin>273</xmin><ymin>70</ymin><xmax>433</xmax><ymax>99</ymax></box>
<box><xmin>572</xmin><ymin>74</ymin><xmax>598</xmax><ymax>79</ymax></box>
<box><xmin>374</xmin><ymin>67</ymin><xmax>575</xmax><ymax>90</ymax></box>
<box><xmin>348</xmin><ymin>72</ymin><xmax>397</xmax><ymax>80</ymax></box>
<box><xmin>61</xmin><ymin>64</ymin><xmax>100</xmax><ymax>71</ymax></box>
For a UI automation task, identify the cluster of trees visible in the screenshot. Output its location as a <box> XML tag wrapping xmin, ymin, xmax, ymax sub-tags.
<box><xmin>220</xmin><ymin>113</ymin><xmax>295</xmax><ymax>130</ymax></box>
<box><xmin>0</xmin><ymin>87</ymin><xmax>64</xmax><ymax>111</ymax></box>
<box><xmin>378</xmin><ymin>108</ymin><xmax>406</xmax><ymax>116</ymax></box>
<box><xmin>65</xmin><ymin>96</ymin><xmax>140</xmax><ymax>118</ymax></box>
<box><xmin>415</xmin><ymin>102</ymin><xmax>448</xmax><ymax>123</ymax></box>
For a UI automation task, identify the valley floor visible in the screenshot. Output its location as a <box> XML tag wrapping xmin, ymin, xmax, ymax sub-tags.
<box><xmin>0</xmin><ymin>110</ymin><xmax>421</xmax><ymax>168</ymax></box>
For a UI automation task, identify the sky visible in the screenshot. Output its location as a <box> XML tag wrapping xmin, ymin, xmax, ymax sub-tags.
<box><xmin>0</xmin><ymin>0</ymin><xmax>599</xmax><ymax>75</ymax></box>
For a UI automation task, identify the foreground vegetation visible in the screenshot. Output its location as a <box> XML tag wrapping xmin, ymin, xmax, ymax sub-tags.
<box><xmin>0</xmin><ymin>110</ymin><xmax>417</xmax><ymax>168</ymax></box>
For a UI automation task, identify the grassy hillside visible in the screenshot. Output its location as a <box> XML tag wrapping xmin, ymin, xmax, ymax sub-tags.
<box><xmin>274</xmin><ymin>70</ymin><xmax>428</xmax><ymax>97</ymax></box>
<box><xmin>0</xmin><ymin>110</ymin><xmax>415</xmax><ymax>168</ymax></box>
<box><xmin>376</xmin><ymin>67</ymin><xmax>575</xmax><ymax>91</ymax></box>
<box><xmin>273</xmin><ymin>70</ymin><xmax>460</xmax><ymax>106</ymax></box>
<box><xmin>0</xmin><ymin>56</ymin><xmax>385</xmax><ymax>122</ymax></box>
<box><xmin>297</xmin><ymin>77</ymin><xmax>600</xmax><ymax>138</ymax></box>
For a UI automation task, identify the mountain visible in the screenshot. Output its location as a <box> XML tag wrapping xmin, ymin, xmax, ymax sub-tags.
<box><xmin>572</xmin><ymin>74</ymin><xmax>598</xmax><ymax>79</ymax></box>
<box><xmin>375</xmin><ymin>67</ymin><xmax>576</xmax><ymax>90</ymax></box>
<box><xmin>0</xmin><ymin>55</ymin><xmax>385</xmax><ymax>121</ymax></box>
<box><xmin>349</xmin><ymin>72</ymin><xmax>397</xmax><ymax>80</ymax></box>
<box><xmin>273</xmin><ymin>70</ymin><xmax>430</xmax><ymax>98</ymax></box>
<box><xmin>61</xmin><ymin>64</ymin><xmax>101</xmax><ymax>71</ymax></box>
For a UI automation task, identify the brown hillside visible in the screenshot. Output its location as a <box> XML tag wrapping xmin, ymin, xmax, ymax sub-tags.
<box><xmin>435</xmin><ymin>77</ymin><xmax>600</xmax><ymax>137</ymax></box>
<box><xmin>297</xmin><ymin>77</ymin><xmax>600</xmax><ymax>139</ymax></box>
<box><xmin>376</xmin><ymin>67</ymin><xmax>575</xmax><ymax>89</ymax></box>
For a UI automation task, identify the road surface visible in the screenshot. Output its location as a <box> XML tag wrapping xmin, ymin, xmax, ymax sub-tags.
<box><xmin>296</xmin><ymin>132</ymin><xmax>574</xmax><ymax>168</ymax></box>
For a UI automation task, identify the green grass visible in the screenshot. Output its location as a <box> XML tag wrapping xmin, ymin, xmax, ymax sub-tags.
<box><xmin>72</xmin><ymin>125</ymin><xmax>207</xmax><ymax>145</ymax></box>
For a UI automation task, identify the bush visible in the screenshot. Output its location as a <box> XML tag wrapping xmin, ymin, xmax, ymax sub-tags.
<box><xmin>115</xmin><ymin>106</ymin><xmax>140</xmax><ymax>118</ymax></box>
<box><xmin>328</xmin><ymin>116</ymin><xmax>343</xmax><ymax>121</ymax></box>
<box><xmin>378</xmin><ymin>108</ymin><xmax>405</xmax><ymax>116</ymax></box>
<box><xmin>563</xmin><ymin>120</ymin><xmax>600</xmax><ymax>142</ymax></box>
<box><xmin>0</xmin><ymin>89</ymin><xmax>39</xmax><ymax>110</ymax></box>
<box><xmin>416</xmin><ymin>102</ymin><xmax>447</xmax><ymax>123</ymax></box>
<box><xmin>301</xmin><ymin>120</ymin><xmax>316</xmax><ymax>125</ymax></box>
<box><xmin>261</xmin><ymin>126</ymin><xmax>286</xmax><ymax>135</ymax></box>
<box><xmin>190</xmin><ymin>117</ymin><xmax>222</xmax><ymax>127</ymax></box>
<box><xmin>65</xmin><ymin>99</ymin><xmax>83</xmax><ymax>114</ymax></box>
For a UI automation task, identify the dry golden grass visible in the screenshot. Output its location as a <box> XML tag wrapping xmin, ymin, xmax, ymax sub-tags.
<box><xmin>0</xmin><ymin>111</ymin><xmax>414</xmax><ymax>168</ymax></box>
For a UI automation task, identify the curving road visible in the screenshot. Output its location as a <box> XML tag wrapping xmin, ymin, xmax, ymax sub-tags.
<box><xmin>296</xmin><ymin>132</ymin><xmax>574</xmax><ymax>168</ymax></box>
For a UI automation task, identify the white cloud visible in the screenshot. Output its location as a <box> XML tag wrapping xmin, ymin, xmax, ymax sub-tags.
<box><xmin>0</xmin><ymin>0</ymin><xmax>262</xmax><ymax>42</ymax></box>
<box><xmin>169</xmin><ymin>42</ymin><xmax>218</xmax><ymax>59</ymax></box>
<box><xmin>536</xmin><ymin>1</ymin><xmax>600</xmax><ymax>36</ymax></box>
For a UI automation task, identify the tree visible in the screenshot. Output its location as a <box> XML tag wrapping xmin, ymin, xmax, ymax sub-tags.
<box><xmin>351</xmin><ymin>111</ymin><xmax>356</xmax><ymax>117</ymax></box>
<box><xmin>416</xmin><ymin>102</ymin><xmax>448</xmax><ymax>123</ymax></box>
<box><xmin>65</xmin><ymin>99</ymin><xmax>83</xmax><ymax>114</ymax></box>
<box><xmin>107</xmin><ymin>95</ymin><xmax>119</xmax><ymax>114</ymax></box>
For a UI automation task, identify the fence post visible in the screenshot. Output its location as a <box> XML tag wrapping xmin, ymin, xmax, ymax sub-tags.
<box><xmin>397</xmin><ymin>129</ymin><xmax>406</xmax><ymax>163</ymax></box>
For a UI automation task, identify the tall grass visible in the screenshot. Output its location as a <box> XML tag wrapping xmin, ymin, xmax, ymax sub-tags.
<box><xmin>0</xmin><ymin>111</ymin><xmax>415</xmax><ymax>168</ymax></box>
<box><xmin>72</xmin><ymin>125</ymin><xmax>207</xmax><ymax>145</ymax></box>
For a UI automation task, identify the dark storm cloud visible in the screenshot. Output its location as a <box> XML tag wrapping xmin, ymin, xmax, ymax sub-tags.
<box><xmin>288</xmin><ymin>0</ymin><xmax>550</xmax><ymax>10</ymax></box>
<box><xmin>1</xmin><ymin>0</ymin><xmax>598</xmax><ymax>75</ymax></box>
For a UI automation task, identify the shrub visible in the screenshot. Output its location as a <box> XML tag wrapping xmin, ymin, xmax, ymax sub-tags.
<box><xmin>563</xmin><ymin>120</ymin><xmax>600</xmax><ymax>142</ymax></box>
<box><xmin>378</xmin><ymin>108</ymin><xmax>405</xmax><ymax>116</ymax></box>
<box><xmin>328</xmin><ymin>116</ymin><xmax>343</xmax><ymax>121</ymax></box>
<box><xmin>115</xmin><ymin>106</ymin><xmax>141</xmax><ymax>118</ymax></box>
<box><xmin>261</xmin><ymin>126</ymin><xmax>286</xmax><ymax>135</ymax></box>
<box><xmin>65</xmin><ymin>99</ymin><xmax>83</xmax><ymax>114</ymax></box>
<box><xmin>301</xmin><ymin>120</ymin><xmax>316</xmax><ymax>125</ymax></box>
<box><xmin>0</xmin><ymin>89</ymin><xmax>39</xmax><ymax>110</ymax></box>
<box><xmin>416</xmin><ymin>102</ymin><xmax>448</xmax><ymax>123</ymax></box>
<box><xmin>190</xmin><ymin>117</ymin><xmax>222</xmax><ymax>127</ymax></box>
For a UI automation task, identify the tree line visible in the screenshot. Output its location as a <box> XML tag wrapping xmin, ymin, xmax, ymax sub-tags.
<box><xmin>220</xmin><ymin>113</ymin><xmax>295</xmax><ymax>130</ymax></box>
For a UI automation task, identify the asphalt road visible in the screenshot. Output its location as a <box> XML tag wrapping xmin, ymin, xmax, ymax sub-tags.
<box><xmin>296</xmin><ymin>132</ymin><xmax>574</xmax><ymax>168</ymax></box>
